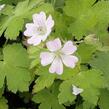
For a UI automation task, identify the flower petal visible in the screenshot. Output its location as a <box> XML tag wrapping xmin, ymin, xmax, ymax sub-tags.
<box><xmin>61</xmin><ymin>55</ymin><xmax>78</xmax><ymax>68</ymax></box>
<box><xmin>33</xmin><ymin>37</ymin><xmax>42</xmax><ymax>46</ymax></box>
<box><xmin>46</xmin><ymin>38</ymin><xmax>62</xmax><ymax>52</ymax></box>
<box><xmin>46</xmin><ymin>15</ymin><xmax>54</xmax><ymax>28</ymax></box>
<box><xmin>27</xmin><ymin>37</ymin><xmax>41</xmax><ymax>46</ymax></box>
<box><xmin>32</xmin><ymin>11</ymin><xmax>46</xmax><ymax>25</ymax></box>
<box><xmin>61</xmin><ymin>41</ymin><xmax>77</xmax><ymax>55</ymax></box>
<box><xmin>40</xmin><ymin>52</ymin><xmax>55</xmax><ymax>66</ymax></box>
<box><xmin>24</xmin><ymin>23</ymin><xmax>34</xmax><ymax>37</ymax></box>
<box><xmin>24</xmin><ymin>23</ymin><xmax>37</xmax><ymax>37</ymax></box>
<box><xmin>49</xmin><ymin>57</ymin><xmax>63</xmax><ymax>75</ymax></box>
<box><xmin>72</xmin><ymin>85</ymin><xmax>84</xmax><ymax>95</ymax></box>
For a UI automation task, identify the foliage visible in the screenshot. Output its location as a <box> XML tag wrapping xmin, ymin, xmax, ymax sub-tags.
<box><xmin>0</xmin><ymin>0</ymin><xmax>109</xmax><ymax>108</ymax></box>
<box><xmin>98</xmin><ymin>89</ymin><xmax>109</xmax><ymax>109</ymax></box>
<box><xmin>0</xmin><ymin>44</ymin><xmax>31</xmax><ymax>93</ymax></box>
<box><xmin>32</xmin><ymin>82</ymin><xmax>65</xmax><ymax>109</ymax></box>
<box><xmin>58</xmin><ymin>69</ymin><xmax>104</xmax><ymax>105</ymax></box>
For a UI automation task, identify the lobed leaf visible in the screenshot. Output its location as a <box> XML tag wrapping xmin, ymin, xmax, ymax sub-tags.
<box><xmin>0</xmin><ymin>44</ymin><xmax>31</xmax><ymax>93</ymax></box>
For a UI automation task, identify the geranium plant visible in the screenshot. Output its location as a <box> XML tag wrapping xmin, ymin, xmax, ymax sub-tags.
<box><xmin>0</xmin><ymin>0</ymin><xmax>109</xmax><ymax>109</ymax></box>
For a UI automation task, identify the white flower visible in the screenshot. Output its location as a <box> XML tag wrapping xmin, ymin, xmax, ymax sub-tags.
<box><xmin>72</xmin><ymin>85</ymin><xmax>84</xmax><ymax>95</ymax></box>
<box><xmin>40</xmin><ymin>38</ymin><xmax>78</xmax><ymax>75</ymax></box>
<box><xmin>0</xmin><ymin>4</ymin><xmax>5</xmax><ymax>11</ymax></box>
<box><xmin>24</xmin><ymin>11</ymin><xmax>54</xmax><ymax>46</ymax></box>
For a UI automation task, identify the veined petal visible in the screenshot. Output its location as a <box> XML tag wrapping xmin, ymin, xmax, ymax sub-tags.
<box><xmin>49</xmin><ymin>57</ymin><xmax>63</xmax><ymax>75</ymax></box>
<box><xmin>24</xmin><ymin>23</ymin><xmax>36</xmax><ymax>37</ymax></box>
<box><xmin>46</xmin><ymin>38</ymin><xmax>62</xmax><ymax>52</ymax></box>
<box><xmin>27</xmin><ymin>37</ymin><xmax>41</xmax><ymax>46</ymax></box>
<box><xmin>33</xmin><ymin>37</ymin><xmax>42</xmax><ymax>46</ymax></box>
<box><xmin>40</xmin><ymin>52</ymin><xmax>55</xmax><ymax>66</ymax></box>
<box><xmin>61</xmin><ymin>55</ymin><xmax>78</xmax><ymax>68</ymax></box>
<box><xmin>72</xmin><ymin>85</ymin><xmax>84</xmax><ymax>95</ymax></box>
<box><xmin>61</xmin><ymin>41</ymin><xmax>77</xmax><ymax>55</ymax></box>
<box><xmin>46</xmin><ymin>15</ymin><xmax>54</xmax><ymax>28</ymax></box>
<box><xmin>39</xmin><ymin>11</ymin><xmax>46</xmax><ymax>20</ymax></box>
<box><xmin>32</xmin><ymin>12</ymin><xmax>46</xmax><ymax>25</ymax></box>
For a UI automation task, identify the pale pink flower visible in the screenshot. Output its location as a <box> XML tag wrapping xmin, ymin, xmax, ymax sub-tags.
<box><xmin>72</xmin><ymin>85</ymin><xmax>84</xmax><ymax>95</ymax></box>
<box><xmin>24</xmin><ymin>11</ymin><xmax>54</xmax><ymax>46</ymax></box>
<box><xmin>40</xmin><ymin>38</ymin><xmax>78</xmax><ymax>75</ymax></box>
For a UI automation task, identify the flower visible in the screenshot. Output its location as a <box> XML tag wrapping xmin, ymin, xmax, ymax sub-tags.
<box><xmin>72</xmin><ymin>85</ymin><xmax>84</xmax><ymax>95</ymax></box>
<box><xmin>24</xmin><ymin>11</ymin><xmax>54</xmax><ymax>46</ymax></box>
<box><xmin>0</xmin><ymin>4</ymin><xmax>5</xmax><ymax>11</ymax></box>
<box><xmin>40</xmin><ymin>38</ymin><xmax>78</xmax><ymax>75</ymax></box>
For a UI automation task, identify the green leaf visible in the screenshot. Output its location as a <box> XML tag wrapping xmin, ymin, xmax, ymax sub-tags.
<box><xmin>64</xmin><ymin>0</ymin><xmax>96</xmax><ymax>39</ymax></box>
<box><xmin>64</xmin><ymin>0</ymin><xmax>109</xmax><ymax>40</ymax></box>
<box><xmin>0</xmin><ymin>44</ymin><xmax>31</xmax><ymax>93</ymax></box>
<box><xmin>0</xmin><ymin>5</ymin><xmax>14</xmax><ymax>16</ymax></box>
<box><xmin>64</xmin><ymin>0</ymin><xmax>96</xmax><ymax>18</ymax></box>
<box><xmin>68</xmin><ymin>10</ymin><xmax>97</xmax><ymax>39</ymax></box>
<box><xmin>73</xmin><ymin>69</ymin><xmax>104</xmax><ymax>105</ymax></box>
<box><xmin>32</xmin><ymin>83</ymin><xmax>65</xmax><ymax>109</ymax></box>
<box><xmin>33</xmin><ymin>67</ymin><xmax>55</xmax><ymax>93</ymax></box>
<box><xmin>75</xmin><ymin>101</ymin><xmax>95</xmax><ymax>109</ymax></box>
<box><xmin>98</xmin><ymin>89</ymin><xmax>109</xmax><ymax>109</ymax></box>
<box><xmin>4</xmin><ymin>17</ymin><xmax>24</xmax><ymax>38</ymax></box>
<box><xmin>59</xmin><ymin>69</ymin><xmax>104</xmax><ymax>105</ymax></box>
<box><xmin>52</xmin><ymin>11</ymin><xmax>71</xmax><ymax>39</ymax></box>
<box><xmin>90</xmin><ymin>52</ymin><xmax>109</xmax><ymax>89</ymax></box>
<box><xmin>77</xmin><ymin>43</ymin><xmax>96</xmax><ymax>63</ymax></box>
<box><xmin>82</xmin><ymin>101</ymin><xmax>95</xmax><ymax>109</ymax></box>
<box><xmin>58</xmin><ymin>79</ymin><xmax>76</xmax><ymax>104</ymax></box>
<box><xmin>0</xmin><ymin>0</ymin><xmax>29</xmax><ymax>39</ymax></box>
<box><xmin>0</xmin><ymin>97</ymin><xmax>8</xmax><ymax>109</ymax></box>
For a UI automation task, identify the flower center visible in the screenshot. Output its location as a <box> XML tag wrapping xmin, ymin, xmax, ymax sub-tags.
<box><xmin>37</xmin><ymin>26</ymin><xmax>47</xmax><ymax>35</ymax></box>
<box><xmin>55</xmin><ymin>50</ymin><xmax>62</xmax><ymax>58</ymax></box>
